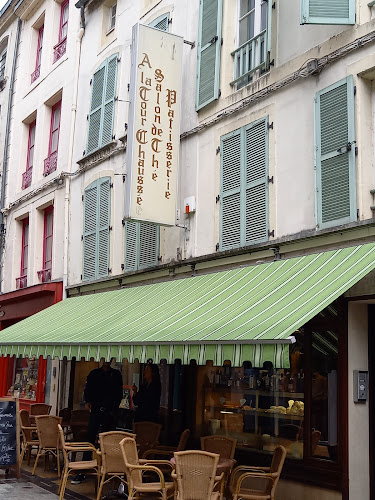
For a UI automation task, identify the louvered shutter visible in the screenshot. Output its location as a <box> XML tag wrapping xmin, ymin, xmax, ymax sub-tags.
<box><xmin>87</xmin><ymin>65</ymin><xmax>105</xmax><ymax>154</ymax></box>
<box><xmin>124</xmin><ymin>221</ymin><xmax>138</xmax><ymax>271</ymax></box>
<box><xmin>149</xmin><ymin>13</ymin><xmax>170</xmax><ymax>31</ymax></box>
<box><xmin>102</xmin><ymin>54</ymin><xmax>118</xmax><ymax>145</ymax></box>
<box><xmin>245</xmin><ymin>118</ymin><xmax>268</xmax><ymax>244</ymax></box>
<box><xmin>196</xmin><ymin>0</ymin><xmax>223</xmax><ymax>111</ymax></box>
<box><xmin>300</xmin><ymin>0</ymin><xmax>355</xmax><ymax>25</ymax></box>
<box><xmin>315</xmin><ymin>76</ymin><xmax>356</xmax><ymax>229</ymax></box>
<box><xmin>83</xmin><ymin>182</ymin><xmax>98</xmax><ymax>280</ymax></box>
<box><xmin>139</xmin><ymin>223</ymin><xmax>159</xmax><ymax>268</ymax></box>
<box><xmin>98</xmin><ymin>178</ymin><xmax>111</xmax><ymax>277</ymax></box>
<box><xmin>220</xmin><ymin>130</ymin><xmax>242</xmax><ymax>250</ymax></box>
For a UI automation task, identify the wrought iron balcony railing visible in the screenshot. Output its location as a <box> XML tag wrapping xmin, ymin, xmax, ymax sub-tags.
<box><xmin>37</xmin><ymin>268</ymin><xmax>51</xmax><ymax>283</ymax></box>
<box><xmin>16</xmin><ymin>275</ymin><xmax>27</xmax><ymax>289</ymax></box>
<box><xmin>22</xmin><ymin>168</ymin><xmax>32</xmax><ymax>190</ymax></box>
<box><xmin>53</xmin><ymin>38</ymin><xmax>67</xmax><ymax>63</ymax></box>
<box><xmin>44</xmin><ymin>150</ymin><xmax>58</xmax><ymax>176</ymax></box>
<box><xmin>230</xmin><ymin>30</ymin><xmax>268</xmax><ymax>87</ymax></box>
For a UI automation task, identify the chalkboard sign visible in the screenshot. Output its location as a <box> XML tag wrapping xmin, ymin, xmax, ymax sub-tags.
<box><xmin>0</xmin><ymin>398</ymin><xmax>20</xmax><ymax>476</ymax></box>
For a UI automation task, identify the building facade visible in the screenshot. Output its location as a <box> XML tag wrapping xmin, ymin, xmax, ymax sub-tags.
<box><xmin>0</xmin><ymin>0</ymin><xmax>375</xmax><ymax>498</ymax></box>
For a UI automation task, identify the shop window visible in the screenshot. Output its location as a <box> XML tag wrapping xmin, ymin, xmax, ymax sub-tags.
<box><xmin>220</xmin><ymin>117</ymin><xmax>269</xmax><ymax>250</ymax></box>
<box><xmin>300</xmin><ymin>0</ymin><xmax>355</xmax><ymax>25</ymax></box>
<box><xmin>44</xmin><ymin>101</ymin><xmax>61</xmax><ymax>176</ymax></box>
<box><xmin>16</xmin><ymin>218</ymin><xmax>29</xmax><ymax>289</ymax></box>
<box><xmin>38</xmin><ymin>206</ymin><xmax>53</xmax><ymax>283</ymax></box>
<box><xmin>314</xmin><ymin>76</ymin><xmax>356</xmax><ymax>229</ymax></box>
<box><xmin>9</xmin><ymin>357</ymin><xmax>39</xmax><ymax>400</ymax></box>
<box><xmin>54</xmin><ymin>0</ymin><xmax>69</xmax><ymax>63</ymax></box>
<box><xmin>231</xmin><ymin>0</ymin><xmax>272</xmax><ymax>89</ymax></box>
<box><xmin>124</xmin><ymin>220</ymin><xmax>159</xmax><ymax>271</ymax></box>
<box><xmin>82</xmin><ymin>177</ymin><xmax>111</xmax><ymax>281</ymax></box>
<box><xmin>86</xmin><ymin>54</ymin><xmax>118</xmax><ymax>154</ymax></box>
<box><xmin>31</xmin><ymin>25</ymin><xmax>43</xmax><ymax>84</ymax></box>
<box><xmin>22</xmin><ymin>121</ymin><xmax>36</xmax><ymax>190</ymax></box>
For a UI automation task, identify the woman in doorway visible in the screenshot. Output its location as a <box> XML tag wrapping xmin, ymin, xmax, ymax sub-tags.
<box><xmin>133</xmin><ymin>362</ymin><xmax>161</xmax><ymax>422</ymax></box>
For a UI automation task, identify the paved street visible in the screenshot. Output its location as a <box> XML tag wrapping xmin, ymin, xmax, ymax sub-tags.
<box><xmin>0</xmin><ymin>479</ymin><xmax>58</xmax><ymax>499</ymax></box>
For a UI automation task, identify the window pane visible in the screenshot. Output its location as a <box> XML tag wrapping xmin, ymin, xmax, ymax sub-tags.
<box><xmin>28</xmin><ymin>146</ymin><xmax>34</xmax><ymax>168</ymax></box>
<box><xmin>53</xmin><ymin>106</ymin><xmax>61</xmax><ymax>130</ymax></box>
<box><xmin>30</xmin><ymin>126</ymin><xmax>36</xmax><ymax>146</ymax></box>
<box><xmin>63</xmin><ymin>3</ymin><xmax>69</xmax><ymax>24</ymax></box>
<box><xmin>61</xmin><ymin>24</ymin><xmax>68</xmax><ymax>40</ymax></box>
<box><xmin>240</xmin><ymin>0</ymin><xmax>254</xmax><ymax>17</ymax></box>
<box><xmin>45</xmin><ymin>237</ymin><xmax>52</xmax><ymax>266</ymax></box>
<box><xmin>46</xmin><ymin>212</ymin><xmax>53</xmax><ymax>236</ymax></box>
<box><xmin>311</xmin><ymin>330</ymin><xmax>338</xmax><ymax>461</ymax></box>
<box><xmin>51</xmin><ymin>130</ymin><xmax>58</xmax><ymax>152</ymax></box>
<box><xmin>239</xmin><ymin>12</ymin><xmax>254</xmax><ymax>45</ymax></box>
<box><xmin>261</xmin><ymin>1</ymin><xmax>267</xmax><ymax>31</ymax></box>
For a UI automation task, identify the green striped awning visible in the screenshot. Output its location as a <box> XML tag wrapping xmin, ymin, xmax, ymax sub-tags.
<box><xmin>1</xmin><ymin>243</ymin><xmax>375</xmax><ymax>367</ymax></box>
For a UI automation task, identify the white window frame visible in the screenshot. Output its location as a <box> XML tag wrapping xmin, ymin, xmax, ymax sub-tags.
<box><xmin>108</xmin><ymin>3</ymin><xmax>116</xmax><ymax>31</ymax></box>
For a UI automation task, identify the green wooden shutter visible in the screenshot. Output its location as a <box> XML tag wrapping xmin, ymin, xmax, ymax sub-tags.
<box><xmin>149</xmin><ymin>13</ymin><xmax>170</xmax><ymax>31</ymax></box>
<box><xmin>315</xmin><ymin>76</ymin><xmax>356</xmax><ymax>229</ymax></box>
<box><xmin>220</xmin><ymin>129</ymin><xmax>242</xmax><ymax>250</ymax></box>
<box><xmin>244</xmin><ymin>118</ymin><xmax>269</xmax><ymax>244</ymax></box>
<box><xmin>83</xmin><ymin>182</ymin><xmax>98</xmax><ymax>280</ymax></box>
<box><xmin>87</xmin><ymin>64</ymin><xmax>106</xmax><ymax>154</ymax></box>
<box><xmin>125</xmin><ymin>221</ymin><xmax>138</xmax><ymax>271</ymax></box>
<box><xmin>139</xmin><ymin>223</ymin><xmax>159</xmax><ymax>269</ymax></box>
<box><xmin>125</xmin><ymin>221</ymin><xmax>159</xmax><ymax>271</ymax></box>
<box><xmin>301</xmin><ymin>0</ymin><xmax>355</xmax><ymax>24</ymax></box>
<box><xmin>102</xmin><ymin>54</ymin><xmax>118</xmax><ymax>146</ymax></box>
<box><xmin>196</xmin><ymin>0</ymin><xmax>223</xmax><ymax>111</ymax></box>
<box><xmin>86</xmin><ymin>54</ymin><xmax>118</xmax><ymax>154</ymax></box>
<box><xmin>98</xmin><ymin>178</ymin><xmax>111</xmax><ymax>277</ymax></box>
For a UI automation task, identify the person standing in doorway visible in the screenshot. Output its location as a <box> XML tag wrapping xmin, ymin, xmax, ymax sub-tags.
<box><xmin>133</xmin><ymin>362</ymin><xmax>161</xmax><ymax>423</ymax></box>
<box><xmin>71</xmin><ymin>360</ymin><xmax>123</xmax><ymax>484</ymax></box>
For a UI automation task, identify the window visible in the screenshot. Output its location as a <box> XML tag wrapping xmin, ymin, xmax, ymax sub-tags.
<box><xmin>22</xmin><ymin>121</ymin><xmax>36</xmax><ymax>190</ymax></box>
<box><xmin>38</xmin><ymin>207</ymin><xmax>53</xmax><ymax>282</ymax></box>
<box><xmin>31</xmin><ymin>26</ymin><xmax>43</xmax><ymax>83</ymax></box>
<box><xmin>124</xmin><ymin>221</ymin><xmax>159</xmax><ymax>271</ymax></box>
<box><xmin>231</xmin><ymin>0</ymin><xmax>272</xmax><ymax>89</ymax></box>
<box><xmin>17</xmin><ymin>218</ymin><xmax>29</xmax><ymax>289</ymax></box>
<box><xmin>86</xmin><ymin>54</ymin><xmax>118</xmax><ymax>154</ymax></box>
<box><xmin>0</xmin><ymin>48</ymin><xmax>6</xmax><ymax>80</ymax></box>
<box><xmin>314</xmin><ymin>76</ymin><xmax>356</xmax><ymax>229</ymax></box>
<box><xmin>220</xmin><ymin>117</ymin><xmax>269</xmax><ymax>250</ymax></box>
<box><xmin>83</xmin><ymin>177</ymin><xmax>111</xmax><ymax>281</ymax></box>
<box><xmin>108</xmin><ymin>3</ymin><xmax>116</xmax><ymax>31</ymax></box>
<box><xmin>44</xmin><ymin>101</ymin><xmax>61</xmax><ymax>176</ymax></box>
<box><xmin>54</xmin><ymin>0</ymin><xmax>69</xmax><ymax>62</ymax></box>
<box><xmin>300</xmin><ymin>0</ymin><xmax>355</xmax><ymax>25</ymax></box>
<box><xmin>149</xmin><ymin>13</ymin><xmax>169</xmax><ymax>31</ymax></box>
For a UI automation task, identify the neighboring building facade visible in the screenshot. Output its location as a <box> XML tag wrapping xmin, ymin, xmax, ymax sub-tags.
<box><xmin>1</xmin><ymin>0</ymin><xmax>375</xmax><ymax>497</ymax></box>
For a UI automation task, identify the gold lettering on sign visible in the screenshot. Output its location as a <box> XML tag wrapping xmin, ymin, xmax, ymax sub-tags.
<box><xmin>138</xmin><ymin>53</ymin><xmax>152</xmax><ymax>69</ymax></box>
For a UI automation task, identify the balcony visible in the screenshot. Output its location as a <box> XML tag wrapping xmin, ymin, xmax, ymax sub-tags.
<box><xmin>16</xmin><ymin>275</ymin><xmax>27</xmax><ymax>289</ymax></box>
<box><xmin>230</xmin><ymin>30</ymin><xmax>268</xmax><ymax>87</ymax></box>
<box><xmin>53</xmin><ymin>38</ymin><xmax>67</xmax><ymax>63</ymax></box>
<box><xmin>22</xmin><ymin>168</ymin><xmax>32</xmax><ymax>190</ymax></box>
<box><xmin>37</xmin><ymin>268</ymin><xmax>51</xmax><ymax>283</ymax></box>
<box><xmin>31</xmin><ymin>65</ymin><xmax>40</xmax><ymax>84</ymax></box>
<box><xmin>44</xmin><ymin>150</ymin><xmax>58</xmax><ymax>176</ymax></box>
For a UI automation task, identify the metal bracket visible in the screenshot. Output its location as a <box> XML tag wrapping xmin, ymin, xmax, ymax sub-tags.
<box><xmin>268</xmin><ymin>229</ymin><xmax>275</xmax><ymax>237</ymax></box>
<box><xmin>183</xmin><ymin>39</ymin><xmax>195</xmax><ymax>49</ymax></box>
<box><xmin>216</xmin><ymin>194</ymin><xmax>220</xmax><ymax>203</ymax></box>
<box><xmin>268</xmin><ymin>176</ymin><xmax>274</xmax><ymax>184</ymax></box>
<box><xmin>216</xmin><ymin>146</ymin><xmax>220</xmax><ymax>155</ymax></box>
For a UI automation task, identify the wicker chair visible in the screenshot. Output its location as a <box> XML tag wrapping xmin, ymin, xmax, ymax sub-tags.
<box><xmin>229</xmin><ymin>445</ymin><xmax>287</xmax><ymax>500</ymax></box>
<box><xmin>201</xmin><ymin>435</ymin><xmax>237</xmax><ymax>483</ymax></box>
<box><xmin>133</xmin><ymin>421</ymin><xmax>162</xmax><ymax>457</ymax></box>
<box><xmin>96</xmin><ymin>431</ymin><xmax>136</xmax><ymax>500</ymax></box>
<box><xmin>143</xmin><ymin>429</ymin><xmax>190</xmax><ymax>460</ymax></box>
<box><xmin>120</xmin><ymin>436</ymin><xmax>174</xmax><ymax>500</ymax></box>
<box><xmin>32</xmin><ymin>415</ymin><xmax>62</xmax><ymax>476</ymax></box>
<box><xmin>58</xmin><ymin>424</ymin><xmax>99</xmax><ymax>500</ymax></box>
<box><xmin>172</xmin><ymin>450</ymin><xmax>224</xmax><ymax>500</ymax></box>
<box><xmin>20</xmin><ymin>409</ymin><xmax>39</xmax><ymax>465</ymax></box>
<box><xmin>30</xmin><ymin>403</ymin><xmax>52</xmax><ymax>416</ymax></box>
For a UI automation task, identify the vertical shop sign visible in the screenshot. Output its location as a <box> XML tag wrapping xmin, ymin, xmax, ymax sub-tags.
<box><xmin>125</xmin><ymin>23</ymin><xmax>183</xmax><ymax>226</ymax></box>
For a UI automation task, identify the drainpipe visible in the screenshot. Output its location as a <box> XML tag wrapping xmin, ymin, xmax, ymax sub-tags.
<box><xmin>0</xmin><ymin>17</ymin><xmax>22</xmax><ymax>294</ymax></box>
<box><xmin>63</xmin><ymin>26</ymin><xmax>85</xmax><ymax>299</ymax></box>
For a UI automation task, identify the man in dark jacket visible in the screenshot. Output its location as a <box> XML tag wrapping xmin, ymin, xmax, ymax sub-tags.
<box><xmin>71</xmin><ymin>361</ymin><xmax>123</xmax><ymax>484</ymax></box>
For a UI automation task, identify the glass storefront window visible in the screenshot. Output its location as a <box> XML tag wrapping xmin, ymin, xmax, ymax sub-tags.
<box><xmin>9</xmin><ymin>357</ymin><xmax>39</xmax><ymax>400</ymax></box>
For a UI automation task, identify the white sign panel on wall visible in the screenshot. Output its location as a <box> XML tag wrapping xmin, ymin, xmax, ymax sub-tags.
<box><xmin>125</xmin><ymin>23</ymin><xmax>183</xmax><ymax>226</ymax></box>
